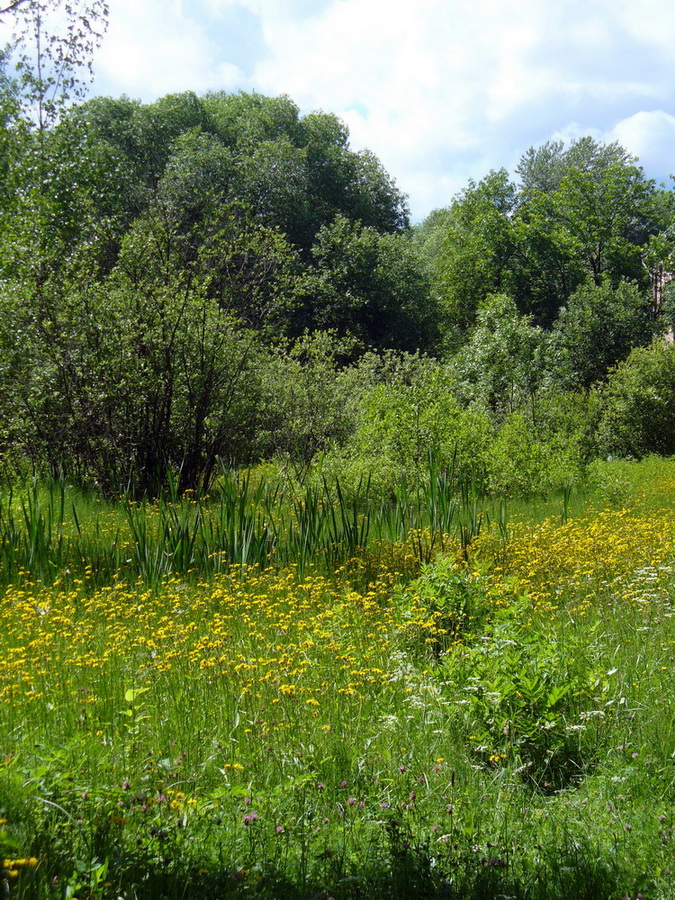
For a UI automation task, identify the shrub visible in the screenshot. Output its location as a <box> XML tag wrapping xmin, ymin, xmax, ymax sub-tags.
<box><xmin>598</xmin><ymin>339</ymin><xmax>675</xmax><ymax>458</ymax></box>
<box><xmin>0</xmin><ymin>275</ymin><xmax>267</xmax><ymax>495</ymax></box>
<box><xmin>487</xmin><ymin>413</ymin><xmax>584</xmax><ymax>497</ymax></box>
<box><xmin>550</xmin><ymin>280</ymin><xmax>657</xmax><ymax>389</ymax></box>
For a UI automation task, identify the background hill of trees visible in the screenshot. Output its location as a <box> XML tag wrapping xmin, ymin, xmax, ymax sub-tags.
<box><xmin>1</xmin><ymin>5</ymin><xmax>675</xmax><ymax>496</ymax></box>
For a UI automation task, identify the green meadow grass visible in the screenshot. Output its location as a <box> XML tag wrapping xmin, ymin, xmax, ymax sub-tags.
<box><xmin>1</xmin><ymin>458</ymin><xmax>674</xmax><ymax>899</ymax></box>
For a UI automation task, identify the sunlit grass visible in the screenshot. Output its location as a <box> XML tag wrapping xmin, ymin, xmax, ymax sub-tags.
<box><xmin>0</xmin><ymin>466</ymin><xmax>466</xmax><ymax>589</ymax></box>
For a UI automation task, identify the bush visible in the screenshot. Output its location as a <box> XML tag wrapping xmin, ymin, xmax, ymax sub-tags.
<box><xmin>598</xmin><ymin>339</ymin><xmax>675</xmax><ymax>458</ymax></box>
<box><xmin>321</xmin><ymin>352</ymin><xmax>493</xmax><ymax>499</ymax></box>
<box><xmin>550</xmin><ymin>280</ymin><xmax>657</xmax><ymax>389</ymax></box>
<box><xmin>487</xmin><ymin>412</ymin><xmax>584</xmax><ymax>497</ymax></box>
<box><xmin>395</xmin><ymin>556</ymin><xmax>495</xmax><ymax>655</ymax></box>
<box><xmin>444</xmin><ymin>614</ymin><xmax>608</xmax><ymax>789</ymax></box>
<box><xmin>0</xmin><ymin>274</ymin><xmax>267</xmax><ymax>494</ymax></box>
<box><xmin>258</xmin><ymin>331</ymin><xmax>358</xmax><ymax>480</ymax></box>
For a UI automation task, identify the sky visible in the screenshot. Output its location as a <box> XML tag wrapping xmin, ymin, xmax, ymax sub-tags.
<box><xmin>5</xmin><ymin>0</ymin><xmax>675</xmax><ymax>221</ymax></box>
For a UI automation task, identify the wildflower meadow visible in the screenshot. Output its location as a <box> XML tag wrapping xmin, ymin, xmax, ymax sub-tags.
<box><xmin>1</xmin><ymin>458</ymin><xmax>675</xmax><ymax>899</ymax></box>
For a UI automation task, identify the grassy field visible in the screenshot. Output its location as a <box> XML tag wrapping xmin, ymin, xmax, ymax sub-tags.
<box><xmin>1</xmin><ymin>458</ymin><xmax>675</xmax><ymax>899</ymax></box>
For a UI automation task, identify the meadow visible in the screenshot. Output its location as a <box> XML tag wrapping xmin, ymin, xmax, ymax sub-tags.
<box><xmin>1</xmin><ymin>458</ymin><xmax>675</xmax><ymax>899</ymax></box>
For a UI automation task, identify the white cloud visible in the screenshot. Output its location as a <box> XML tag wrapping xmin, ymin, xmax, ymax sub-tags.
<box><xmin>610</xmin><ymin>110</ymin><xmax>675</xmax><ymax>181</ymax></box>
<box><xmin>93</xmin><ymin>0</ymin><xmax>245</xmax><ymax>98</ymax></box>
<box><xmin>245</xmin><ymin>0</ymin><xmax>555</xmax><ymax>211</ymax></box>
<box><xmin>611</xmin><ymin>0</ymin><xmax>675</xmax><ymax>56</ymax></box>
<box><xmin>238</xmin><ymin>0</ymin><xmax>675</xmax><ymax>215</ymax></box>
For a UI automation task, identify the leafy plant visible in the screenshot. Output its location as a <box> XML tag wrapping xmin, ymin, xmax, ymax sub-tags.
<box><xmin>396</xmin><ymin>556</ymin><xmax>493</xmax><ymax>656</ymax></box>
<box><xmin>446</xmin><ymin>617</ymin><xmax>609</xmax><ymax>789</ymax></box>
<box><xmin>599</xmin><ymin>340</ymin><xmax>675</xmax><ymax>458</ymax></box>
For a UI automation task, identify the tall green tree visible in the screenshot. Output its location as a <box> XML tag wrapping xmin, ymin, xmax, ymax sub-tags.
<box><xmin>551</xmin><ymin>280</ymin><xmax>658</xmax><ymax>389</ymax></box>
<box><xmin>511</xmin><ymin>137</ymin><xmax>658</xmax><ymax>324</ymax></box>
<box><xmin>0</xmin><ymin>263</ymin><xmax>267</xmax><ymax>493</ymax></box>
<box><xmin>0</xmin><ymin>0</ymin><xmax>110</xmax><ymax>327</ymax></box>
<box><xmin>516</xmin><ymin>137</ymin><xmax>634</xmax><ymax>200</ymax></box>
<box><xmin>451</xmin><ymin>293</ymin><xmax>548</xmax><ymax>421</ymax></box>
<box><xmin>296</xmin><ymin>215</ymin><xmax>439</xmax><ymax>353</ymax></box>
<box><xmin>259</xmin><ymin>331</ymin><xmax>358</xmax><ymax>480</ymax></box>
<box><xmin>425</xmin><ymin>170</ymin><xmax>517</xmax><ymax>343</ymax></box>
<box><xmin>422</xmin><ymin>137</ymin><xmax>661</xmax><ymax>339</ymax></box>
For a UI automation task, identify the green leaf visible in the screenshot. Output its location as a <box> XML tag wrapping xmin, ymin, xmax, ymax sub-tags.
<box><xmin>124</xmin><ymin>687</ymin><xmax>149</xmax><ymax>703</ymax></box>
<box><xmin>0</xmin><ymin>830</ymin><xmax>22</xmax><ymax>852</ymax></box>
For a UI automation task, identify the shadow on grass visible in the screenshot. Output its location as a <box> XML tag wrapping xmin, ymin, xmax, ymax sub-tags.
<box><xmin>18</xmin><ymin>836</ymin><xmax>627</xmax><ymax>900</ymax></box>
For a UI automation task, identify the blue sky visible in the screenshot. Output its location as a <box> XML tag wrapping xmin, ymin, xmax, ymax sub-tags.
<box><xmin>5</xmin><ymin>0</ymin><xmax>675</xmax><ymax>221</ymax></box>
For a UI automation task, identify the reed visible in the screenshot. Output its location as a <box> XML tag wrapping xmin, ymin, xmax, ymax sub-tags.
<box><xmin>0</xmin><ymin>457</ymin><xmax>574</xmax><ymax>588</ymax></box>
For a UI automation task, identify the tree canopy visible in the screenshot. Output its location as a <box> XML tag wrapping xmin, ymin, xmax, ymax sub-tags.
<box><xmin>419</xmin><ymin>137</ymin><xmax>663</xmax><ymax>334</ymax></box>
<box><xmin>1</xmin><ymin>3</ymin><xmax>674</xmax><ymax>494</ymax></box>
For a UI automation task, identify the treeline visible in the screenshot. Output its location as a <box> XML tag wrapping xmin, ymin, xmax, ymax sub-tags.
<box><xmin>1</xmin><ymin>69</ymin><xmax>675</xmax><ymax>495</ymax></box>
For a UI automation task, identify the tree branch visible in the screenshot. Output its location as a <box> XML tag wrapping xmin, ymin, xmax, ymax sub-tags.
<box><xmin>0</xmin><ymin>0</ymin><xmax>30</xmax><ymax>16</ymax></box>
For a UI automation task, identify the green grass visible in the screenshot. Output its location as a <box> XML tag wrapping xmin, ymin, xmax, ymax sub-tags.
<box><xmin>1</xmin><ymin>454</ymin><xmax>647</xmax><ymax>593</ymax></box>
<box><xmin>1</xmin><ymin>458</ymin><xmax>675</xmax><ymax>899</ymax></box>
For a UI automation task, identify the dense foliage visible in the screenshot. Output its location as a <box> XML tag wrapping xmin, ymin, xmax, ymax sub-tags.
<box><xmin>1</xmin><ymin>1</ymin><xmax>674</xmax><ymax>497</ymax></box>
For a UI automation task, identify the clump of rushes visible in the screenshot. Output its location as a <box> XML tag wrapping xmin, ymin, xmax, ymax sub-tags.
<box><xmin>0</xmin><ymin>459</ymin><xmax>493</xmax><ymax>590</ymax></box>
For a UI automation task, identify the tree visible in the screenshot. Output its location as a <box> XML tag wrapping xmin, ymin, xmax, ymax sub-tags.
<box><xmin>451</xmin><ymin>293</ymin><xmax>548</xmax><ymax>421</ymax></box>
<box><xmin>259</xmin><ymin>331</ymin><xmax>357</xmax><ymax>480</ymax></box>
<box><xmin>203</xmin><ymin>90</ymin><xmax>303</xmax><ymax>150</ymax></box>
<box><xmin>115</xmin><ymin>160</ymin><xmax>302</xmax><ymax>338</ymax></box>
<box><xmin>423</xmin><ymin>138</ymin><xmax>661</xmax><ymax>340</ymax></box>
<box><xmin>343</xmin><ymin>147</ymin><xmax>409</xmax><ymax>233</ymax></box>
<box><xmin>355</xmin><ymin>353</ymin><xmax>465</xmax><ymax>468</ymax></box>
<box><xmin>317</xmin><ymin>350</ymin><xmax>498</xmax><ymax>498</ymax></box>
<box><xmin>0</xmin><ymin>264</ymin><xmax>267</xmax><ymax>494</ymax></box>
<box><xmin>234</xmin><ymin>136</ymin><xmax>313</xmax><ymax>247</ymax></box>
<box><xmin>516</xmin><ymin>137</ymin><xmax>635</xmax><ymax>201</ymax></box>
<box><xmin>0</xmin><ymin>67</ymin><xmax>432</xmax><ymax>489</ymax></box>
<box><xmin>203</xmin><ymin>91</ymin><xmax>410</xmax><ymax>250</ymax></box>
<box><xmin>543</xmin><ymin>161</ymin><xmax>653</xmax><ymax>284</ymax></box>
<box><xmin>7</xmin><ymin>0</ymin><xmax>108</xmax><ymax>133</ymax></box>
<box><xmin>551</xmin><ymin>280</ymin><xmax>657</xmax><ymax>389</ymax></box>
<box><xmin>296</xmin><ymin>215</ymin><xmax>440</xmax><ymax>353</ymax></box>
<box><xmin>512</xmin><ymin>139</ymin><xmax>657</xmax><ymax>323</ymax></box>
<box><xmin>429</xmin><ymin>170</ymin><xmax>517</xmax><ymax>342</ymax></box>
<box><xmin>0</xmin><ymin>47</ymin><xmax>20</xmax><ymax>207</ymax></box>
<box><xmin>0</xmin><ymin>0</ymin><xmax>110</xmax><ymax>319</ymax></box>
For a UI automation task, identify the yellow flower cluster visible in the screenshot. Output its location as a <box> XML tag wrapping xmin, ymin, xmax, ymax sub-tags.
<box><xmin>0</xmin><ymin>563</ymin><xmax>436</xmax><ymax>735</ymax></box>
<box><xmin>2</xmin><ymin>857</ymin><xmax>39</xmax><ymax>880</ymax></box>
<box><xmin>476</xmin><ymin>507</ymin><xmax>674</xmax><ymax>615</ymax></box>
